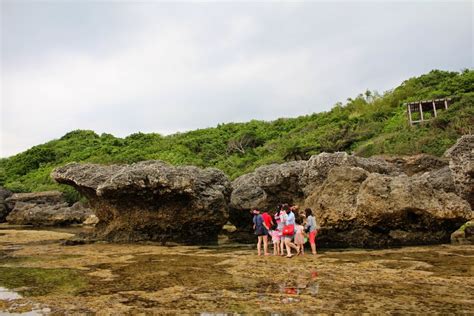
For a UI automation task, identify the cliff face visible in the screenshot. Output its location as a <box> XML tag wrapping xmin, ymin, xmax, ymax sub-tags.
<box><xmin>52</xmin><ymin>161</ymin><xmax>231</xmax><ymax>244</ymax></box>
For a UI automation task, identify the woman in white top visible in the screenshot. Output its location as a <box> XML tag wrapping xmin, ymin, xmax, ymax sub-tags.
<box><xmin>304</xmin><ymin>208</ymin><xmax>318</xmax><ymax>255</ymax></box>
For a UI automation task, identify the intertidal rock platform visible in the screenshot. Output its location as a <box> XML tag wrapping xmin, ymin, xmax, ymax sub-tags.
<box><xmin>52</xmin><ymin>161</ymin><xmax>231</xmax><ymax>244</ymax></box>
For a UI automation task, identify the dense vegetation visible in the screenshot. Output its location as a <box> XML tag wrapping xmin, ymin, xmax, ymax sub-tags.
<box><xmin>1</xmin><ymin>69</ymin><xmax>473</xmax><ymax>201</ymax></box>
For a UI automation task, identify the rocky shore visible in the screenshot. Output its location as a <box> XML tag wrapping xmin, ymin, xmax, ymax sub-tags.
<box><xmin>0</xmin><ymin>228</ymin><xmax>473</xmax><ymax>314</ymax></box>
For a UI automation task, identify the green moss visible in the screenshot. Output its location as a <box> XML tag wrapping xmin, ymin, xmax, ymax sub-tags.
<box><xmin>0</xmin><ymin>266</ymin><xmax>87</xmax><ymax>296</ymax></box>
<box><xmin>458</xmin><ymin>221</ymin><xmax>474</xmax><ymax>232</ymax></box>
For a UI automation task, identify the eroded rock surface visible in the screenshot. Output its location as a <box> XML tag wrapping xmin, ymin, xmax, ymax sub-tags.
<box><xmin>230</xmin><ymin>139</ymin><xmax>473</xmax><ymax>247</ymax></box>
<box><xmin>5</xmin><ymin>191</ymin><xmax>93</xmax><ymax>226</ymax></box>
<box><xmin>306</xmin><ymin>168</ymin><xmax>471</xmax><ymax>247</ymax></box>
<box><xmin>380</xmin><ymin>154</ymin><xmax>448</xmax><ymax>176</ymax></box>
<box><xmin>445</xmin><ymin>135</ymin><xmax>474</xmax><ymax>209</ymax></box>
<box><xmin>52</xmin><ymin>161</ymin><xmax>231</xmax><ymax>244</ymax></box>
<box><xmin>0</xmin><ymin>187</ymin><xmax>12</xmax><ymax>222</ymax></box>
<box><xmin>229</xmin><ymin>161</ymin><xmax>306</xmax><ymax>238</ymax></box>
<box><xmin>451</xmin><ymin>220</ymin><xmax>474</xmax><ymax>245</ymax></box>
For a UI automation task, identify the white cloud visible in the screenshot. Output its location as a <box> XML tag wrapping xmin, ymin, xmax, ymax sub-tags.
<box><xmin>1</xmin><ymin>1</ymin><xmax>472</xmax><ymax>157</ymax></box>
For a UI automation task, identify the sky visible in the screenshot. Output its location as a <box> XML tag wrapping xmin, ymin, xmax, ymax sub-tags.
<box><xmin>1</xmin><ymin>1</ymin><xmax>472</xmax><ymax>158</ymax></box>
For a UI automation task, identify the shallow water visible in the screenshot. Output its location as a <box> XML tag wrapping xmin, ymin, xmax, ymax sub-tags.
<box><xmin>0</xmin><ymin>227</ymin><xmax>473</xmax><ymax>314</ymax></box>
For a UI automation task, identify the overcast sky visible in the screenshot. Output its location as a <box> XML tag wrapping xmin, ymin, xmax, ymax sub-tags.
<box><xmin>1</xmin><ymin>1</ymin><xmax>472</xmax><ymax>157</ymax></box>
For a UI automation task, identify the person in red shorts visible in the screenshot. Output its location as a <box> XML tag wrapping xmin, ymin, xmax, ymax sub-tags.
<box><xmin>304</xmin><ymin>208</ymin><xmax>319</xmax><ymax>255</ymax></box>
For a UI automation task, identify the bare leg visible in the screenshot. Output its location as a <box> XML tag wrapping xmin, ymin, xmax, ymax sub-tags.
<box><xmin>285</xmin><ymin>238</ymin><xmax>298</xmax><ymax>256</ymax></box>
<box><xmin>310</xmin><ymin>242</ymin><xmax>316</xmax><ymax>255</ymax></box>
<box><xmin>263</xmin><ymin>235</ymin><xmax>269</xmax><ymax>255</ymax></box>
<box><xmin>280</xmin><ymin>239</ymin><xmax>285</xmax><ymax>256</ymax></box>
<box><xmin>285</xmin><ymin>238</ymin><xmax>292</xmax><ymax>256</ymax></box>
<box><xmin>257</xmin><ymin>236</ymin><xmax>262</xmax><ymax>256</ymax></box>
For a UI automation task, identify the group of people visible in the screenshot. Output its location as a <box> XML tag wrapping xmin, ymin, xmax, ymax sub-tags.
<box><xmin>252</xmin><ymin>204</ymin><xmax>319</xmax><ymax>258</ymax></box>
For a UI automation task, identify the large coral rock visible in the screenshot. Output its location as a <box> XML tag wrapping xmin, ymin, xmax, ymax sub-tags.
<box><xmin>380</xmin><ymin>154</ymin><xmax>448</xmax><ymax>176</ymax></box>
<box><xmin>0</xmin><ymin>187</ymin><xmax>12</xmax><ymax>222</ymax></box>
<box><xmin>229</xmin><ymin>161</ymin><xmax>306</xmax><ymax>240</ymax></box>
<box><xmin>305</xmin><ymin>168</ymin><xmax>472</xmax><ymax>247</ymax></box>
<box><xmin>52</xmin><ymin>161</ymin><xmax>231</xmax><ymax>244</ymax></box>
<box><xmin>445</xmin><ymin>135</ymin><xmax>474</xmax><ymax>209</ymax></box>
<box><xmin>299</xmin><ymin>152</ymin><xmax>395</xmax><ymax>195</ymax></box>
<box><xmin>229</xmin><ymin>147</ymin><xmax>472</xmax><ymax>247</ymax></box>
<box><xmin>5</xmin><ymin>191</ymin><xmax>93</xmax><ymax>226</ymax></box>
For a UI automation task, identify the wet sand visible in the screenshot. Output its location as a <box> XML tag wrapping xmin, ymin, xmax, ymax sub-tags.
<box><xmin>0</xmin><ymin>227</ymin><xmax>473</xmax><ymax>314</ymax></box>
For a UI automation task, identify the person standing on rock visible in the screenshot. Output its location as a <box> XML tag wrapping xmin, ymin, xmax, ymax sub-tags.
<box><xmin>282</xmin><ymin>204</ymin><xmax>299</xmax><ymax>258</ymax></box>
<box><xmin>305</xmin><ymin>208</ymin><xmax>318</xmax><ymax>255</ymax></box>
<box><xmin>278</xmin><ymin>205</ymin><xmax>288</xmax><ymax>256</ymax></box>
<box><xmin>252</xmin><ymin>209</ymin><xmax>270</xmax><ymax>256</ymax></box>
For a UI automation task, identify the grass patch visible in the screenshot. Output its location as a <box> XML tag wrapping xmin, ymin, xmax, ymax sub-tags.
<box><xmin>0</xmin><ymin>266</ymin><xmax>87</xmax><ymax>296</ymax></box>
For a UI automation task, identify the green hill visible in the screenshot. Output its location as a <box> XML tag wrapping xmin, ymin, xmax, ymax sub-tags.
<box><xmin>1</xmin><ymin>69</ymin><xmax>473</xmax><ymax>202</ymax></box>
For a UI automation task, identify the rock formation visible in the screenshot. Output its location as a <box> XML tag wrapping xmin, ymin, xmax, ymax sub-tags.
<box><xmin>229</xmin><ymin>137</ymin><xmax>473</xmax><ymax>247</ymax></box>
<box><xmin>0</xmin><ymin>187</ymin><xmax>12</xmax><ymax>222</ymax></box>
<box><xmin>451</xmin><ymin>220</ymin><xmax>474</xmax><ymax>245</ymax></box>
<box><xmin>306</xmin><ymin>167</ymin><xmax>471</xmax><ymax>247</ymax></box>
<box><xmin>5</xmin><ymin>191</ymin><xmax>93</xmax><ymax>226</ymax></box>
<box><xmin>380</xmin><ymin>154</ymin><xmax>448</xmax><ymax>176</ymax></box>
<box><xmin>229</xmin><ymin>161</ymin><xmax>306</xmax><ymax>240</ymax></box>
<box><xmin>52</xmin><ymin>161</ymin><xmax>231</xmax><ymax>244</ymax></box>
<box><xmin>445</xmin><ymin>135</ymin><xmax>474</xmax><ymax>209</ymax></box>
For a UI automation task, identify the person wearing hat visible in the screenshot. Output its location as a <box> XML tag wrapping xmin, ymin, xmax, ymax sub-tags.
<box><xmin>252</xmin><ymin>209</ymin><xmax>270</xmax><ymax>256</ymax></box>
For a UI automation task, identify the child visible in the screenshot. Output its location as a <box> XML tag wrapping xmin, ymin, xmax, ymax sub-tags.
<box><xmin>270</xmin><ymin>229</ymin><xmax>280</xmax><ymax>255</ymax></box>
<box><xmin>294</xmin><ymin>218</ymin><xmax>306</xmax><ymax>255</ymax></box>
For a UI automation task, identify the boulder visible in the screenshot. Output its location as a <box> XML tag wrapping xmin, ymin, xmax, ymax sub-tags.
<box><xmin>229</xmin><ymin>161</ymin><xmax>306</xmax><ymax>239</ymax></box>
<box><xmin>5</xmin><ymin>191</ymin><xmax>64</xmax><ymax>210</ymax></box>
<box><xmin>305</xmin><ymin>169</ymin><xmax>472</xmax><ymax>247</ymax></box>
<box><xmin>83</xmin><ymin>214</ymin><xmax>100</xmax><ymax>226</ymax></box>
<box><xmin>5</xmin><ymin>191</ymin><xmax>93</xmax><ymax>226</ymax></box>
<box><xmin>445</xmin><ymin>135</ymin><xmax>474</xmax><ymax>209</ymax></box>
<box><xmin>451</xmin><ymin>221</ymin><xmax>474</xmax><ymax>245</ymax></box>
<box><xmin>0</xmin><ymin>187</ymin><xmax>12</xmax><ymax>222</ymax></box>
<box><xmin>52</xmin><ymin>161</ymin><xmax>231</xmax><ymax>244</ymax></box>
<box><xmin>6</xmin><ymin>201</ymin><xmax>93</xmax><ymax>226</ymax></box>
<box><xmin>299</xmin><ymin>152</ymin><xmax>395</xmax><ymax>195</ymax></box>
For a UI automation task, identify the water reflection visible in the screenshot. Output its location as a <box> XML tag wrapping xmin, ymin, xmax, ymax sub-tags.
<box><xmin>0</xmin><ymin>287</ymin><xmax>22</xmax><ymax>300</ymax></box>
<box><xmin>279</xmin><ymin>269</ymin><xmax>319</xmax><ymax>304</ymax></box>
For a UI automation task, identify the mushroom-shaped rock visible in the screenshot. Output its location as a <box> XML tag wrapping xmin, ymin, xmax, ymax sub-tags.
<box><xmin>52</xmin><ymin>161</ymin><xmax>231</xmax><ymax>244</ymax></box>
